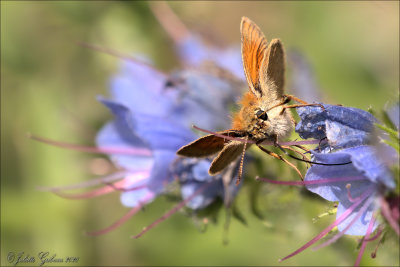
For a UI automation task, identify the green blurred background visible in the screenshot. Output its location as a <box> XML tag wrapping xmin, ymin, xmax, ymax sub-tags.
<box><xmin>2</xmin><ymin>1</ymin><xmax>399</xmax><ymax>266</ymax></box>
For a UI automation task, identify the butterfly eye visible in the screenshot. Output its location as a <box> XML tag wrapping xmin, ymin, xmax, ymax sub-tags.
<box><xmin>256</xmin><ymin>110</ymin><xmax>268</xmax><ymax>120</ymax></box>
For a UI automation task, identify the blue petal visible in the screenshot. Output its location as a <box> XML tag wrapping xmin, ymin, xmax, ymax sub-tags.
<box><xmin>98</xmin><ymin>97</ymin><xmax>195</xmax><ymax>151</ymax></box>
<box><xmin>339</xmin><ymin>146</ymin><xmax>395</xmax><ymax>189</ymax></box>
<box><xmin>147</xmin><ymin>150</ymin><xmax>176</xmax><ymax>193</ymax></box>
<box><xmin>166</xmin><ymin>70</ymin><xmax>239</xmax><ymax>130</ymax></box>
<box><xmin>336</xmin><ymin>197</ymin><xmax>378</xmax><ymax>236</ymax></box>
<box><xmin>304</xmin><ymin>147</ymin><xmax>394</xmax><ymax>236</ymax></box>
<box><xmin>96</xmin><ymin>122</ymin><xmax>154</xmax><ymax>172</ymax></box>
<box><xmin>180</xmin><ymin>180</ymin><xmax>223</xmax><ymax>210</ymax></box>
<box><xmin>305</xmin><ymin>151</ymin><xmax>369</xmax><ymax>202</ymax></box>
<box><xmin>387</xmin><ymin>103</ymin><xmax>399</xmax><ymax>130</ymax></box>
<box><xmin>120</xmin><ymin>188</ymin><xmax>155</xmax><ymax>207</ymax></box>
<box><xmin>172</xmin><ymin>158</ymin><xmax>215</xmax><ymax>183</ymax></box>
<box><xmin>177</xmin><ymin>35</ymin><xmax>244</xmax><ymax>79</ymax></box>
<box><xmin>296</xmin><ymin>104</ymin><xmax>377</xmax><ymax>148</ymax></box>
<box><xmin>109</xmin><ymin>60</ymin><xmax>176</xmax><ymax>117</ymax></box>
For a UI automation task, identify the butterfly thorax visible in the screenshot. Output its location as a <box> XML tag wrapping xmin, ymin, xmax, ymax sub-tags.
<box><xmin>232</xmin><ymin>92</ymin><xmax>294</xmax><ymax>141</ymax></box>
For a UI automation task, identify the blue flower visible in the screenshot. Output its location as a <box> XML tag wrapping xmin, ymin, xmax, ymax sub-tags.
<box><xmin>172</xmin><ymin>157</ymin><xmax>240</xmax><ymax>210</ymax></box>
<box><xmin>258</xmin><ymin>101</ymin><xmax>398</xmax><ymax>265</ymax></box>
<box><xmin>306</xmin><ymin>145</ymin><xmax>395</xmax><ymax>234</ymax></box>
<box><xmin>177</xmin><ymin>35</ymin><xmax>244</xmax><ymax>80</ymax></box>
<box><xmin>296</xmin><ymin>104</ymin><xmax>377</xmax><ymax>149</ymax></box>
<box><xmin>259</xmin><ymin>145</ymin><xmax>396</xmax><ymax>266</ymax></box>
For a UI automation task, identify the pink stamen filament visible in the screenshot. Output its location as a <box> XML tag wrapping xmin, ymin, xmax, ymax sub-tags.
<box><xmin>131</xmin><ymin>181</ymin><xmax>213</xmax><ymax>239</ymax></box>
<box><xmin>312</xmin><ymin>194</ymin><xmax>375</xmax><ymax>250</ymax></box>
<box><xmin>364</xmin><ymin>226</ymin><xmax>383</xmax><ymax>242</ymax></box>
<box><xmin>192</xmin><ymin>125</ymin><xmax>320</xmax><ymax>146</ymax></box>
<box><xmin>104</xmin><ymin>183</ymin><xmax>147</xmax><ymax>193</ymax></box>
<box><xmin>370</xmin><ymin>230</ymin><xmax>385</xmax><ymax>258</ymax></box>
<box><xmin>77</xmin><ymin>42</ymin><xmax>167</xmax><ymax>77</ymax></box>
<box><xmin>28</xmin><ymin>133</ymin><xmax>152</xmax><ymax>156</ymax></box>
<box><xmin>36</xmin><ymin>171</ymin><xmax>127</xmax><ymax>192</ymax></box>
<box><xmin>149</xmin><ymin>2</ymin><xmax>189</xmax><ymax>43</ymax></box>
<box><xmin>379</xmin><ymin>196</ymin><xmax>400</xmax><ymax>236</ymax></box>
<box><xmin>279</xmin><ymin>187</ymin><xmax>374</xmax><ymax>262</ymax></box>
<box><xmin>256</xmin><ymin>176</ymin><xmax>365</xmax><ymax>186</ymax></box>
<box><xmin>346</xmin><ymin>183</ymin><xmax>363</xmax><ymax>203</ymax></box>
<box><xmin>50</xmin><ymin>179</ymin><xmax>128</xmax><ymax>199</ymax></box>
<box><xmin>85</xmin><ymin>193</ymin><xmax>154</xmax><ymax>236</ymax></box>
<box><xmin>355</xmin><ymin>213</ymin><xmax>377</xmax><ymax>267</ymax></box>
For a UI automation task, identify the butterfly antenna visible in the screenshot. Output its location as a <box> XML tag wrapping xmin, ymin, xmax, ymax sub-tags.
<box><xmin>236</xmin><ymin>136</ymin><xmax>248</xmax><ymax>186</ymax></box>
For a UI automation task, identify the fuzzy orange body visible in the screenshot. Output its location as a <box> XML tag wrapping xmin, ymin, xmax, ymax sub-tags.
<box><xmin>232</xmin><ymin>92</ymin><xmax>293</xmax><ymax>141</ymax></box>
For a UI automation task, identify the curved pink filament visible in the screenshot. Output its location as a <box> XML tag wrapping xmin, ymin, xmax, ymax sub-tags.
<box><xmin>77</xmin><ymin>42</ymin><xmax>167</xmax><ymax>77</ymax></box>
<box><xmin>363</xmin><ymin>226</ymin><xmax>383</xmax><ymax>242</ymax></box>
<box><xmin>279</xmin><ymin>187</ymin><xmax>374</xmax><ymax>262</ymax></box>
<box><xmin>192</xmin><ymin>125</ymin><xmax>320</xmax><ymax>146</ymax></box>
<box><xmin>86</xmin><ymin>204</ymin><xmax>143</xmax><ymax>236</ymax></box>
<box><xmin>131</xmin><ymin>182</ymin><xmax>213</xmax><ymax>239</ymax></box>
<box><xmin>346</xmin><ymin>183</ymin><xmax>363</xmax><ymax>203</ymax></box>
<box><xmin>51</xmin><ymin>179</ymin><xmax>127</xmax><ymax>199</ymax></box>
<box><xmin>312</xmin><ymin>194</ymin><xmax>374</xmax><ymax>250</ymax></box>
<box><xmin>256</xmin><ymin>176</ymin><xmax>365</xmax><ymax>186</ymax></box>
<box><xmin>37</xmin><ymin>171</ymin><xmax>127</xmax><ymax>192</ymax></box>
<box><xmin>27</xmin><ymin>134</ymin><xmax>152</xmax><ymax>156</ymax></box>
<box><xmin>379</xmin><ymin>196</ymin><xmax>400</xmax><ymax>236</ymax></box>
<box><xmin>355</xmin><ymin>213</ymin><xmax>377</xmax><ymax>267</ymax></box>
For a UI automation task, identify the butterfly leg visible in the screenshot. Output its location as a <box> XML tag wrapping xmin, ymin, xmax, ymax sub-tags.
<box><xmin>280</xmin><ymin>145</ymin><xmax>310</xmax><ymax>164</ymax></box>
<box><xmin>256</xmin><ymin>144</ymin><xmax>304</xmax><ymax>180</ymax></box>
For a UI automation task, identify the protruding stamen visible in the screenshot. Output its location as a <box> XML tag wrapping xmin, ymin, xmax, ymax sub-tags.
<box><xmin>346</xmin><ymin>184</ymin><xmax>363</xmax><ymax>203</ymax></box>
<box><xmin>355</xmin><ymin>213</ymin><xmax>377</xmax><ymax>267</ymax></box>
<box><xmin>50</xmin><ymin>179</ymin><xmax>127</xmax><ymax>199</ymax></box>
<box><xmin>149</xmin><ymin>1</ymin><xmax>189</xmax><ymax>43</ymax></box>
<box><xmin>85</xmin><ymin>201</ymin><xmax>147</xmax><ymax>236</ymax></box>
<box><xmin>77</xmin><ymin>42</ymin><xmax>167</xmax><ymax>76</ymax></box>
<box><xmin>370</xmin><ymin>230</ymin><xmax>385</xmax><ymax>258</ymax></box>
<box><xmin>131</xmin><ymin>182</ymin><xmax>213</xmax><ymax>239</ymax></box>
<box><xmin>364</xmin><ymin>226</ymin><xmax>383</xmax><ymax>242</ymax></box>
<box><xmin>380</xmin><ymin>196</ymin><xmax>400</xmax><ymax>236</ymax></box>
<box><xmin>279</xmin><ymin>187</ymin><xmax>373</xmax><ymax>262</ymax></box>
<box><xmin>27</xmin><ymin>133</ymin><xmax>152</xmax><ymax>156</ymax></box>
<box><xmin>256</xmin><ymin>176</ymin><xmax>365</xmax><ymax>186</ymax></box>
<box><xmin>37</xmin><ymin>171</ymin><xmax>127</xmax><ymax>192</ymax></box>
<box><xmin>104</xmin><ymin>182</ymin><xmax>147</xmax><ymax>193</ymax></box>
<box><xmin>312</xmin><ymin>195</ymin><xmax>374</xmax><ymax>250</ymax></box>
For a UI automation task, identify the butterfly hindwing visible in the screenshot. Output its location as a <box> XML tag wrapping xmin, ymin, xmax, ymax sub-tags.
<box><xmin>209</xmin><ymin>140</ymin><xmax>249</xmax><ymax>175</ymax></box>
<box><xmin>261</xmin><ymin>38</ymin><xmax>285</xmax><ymax>99</ymax></box>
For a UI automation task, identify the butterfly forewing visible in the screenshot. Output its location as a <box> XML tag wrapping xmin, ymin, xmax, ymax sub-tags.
<box><xmin>176</xmin><ymin>130</ymin><xmax>242</xmax><ymax>157</ymax></box>
<box><xmin>241</xmin><ymin>17</ymin><xmax>268</xmax><ymax>98</ymax></box>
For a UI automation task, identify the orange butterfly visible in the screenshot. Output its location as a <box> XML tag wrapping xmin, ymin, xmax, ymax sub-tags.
<box><xmin>177</xmin><ymin>17</ymin><xmax>319</xmax><ymax>184</ymax></box>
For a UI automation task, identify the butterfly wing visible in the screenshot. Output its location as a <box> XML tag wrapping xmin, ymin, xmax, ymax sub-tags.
<box><xmin>209</xmin><ymin>140</ymin><xmax>250</xmax><ymax>175</ymax></box>
<box><xmin>176</xmin><ymin>130</ymin><xmax>241</xmax><ymax>157</ymax></box>
<box><xmin>240</xmin><ymin>17</ymin><xmax>268</xmax><ymax>98</ymax></box>
<box><xmin>261</xmin><ymin>38</ymin><xmax>285</xmax><ymax>99</ymax></box>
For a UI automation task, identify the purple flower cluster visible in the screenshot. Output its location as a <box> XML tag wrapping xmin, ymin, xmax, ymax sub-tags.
<box><xmin>280</xmin><ymin>104</ymin><xmax>397</xmax><ymax>265</ymax></box>
<box><xmin>86</xmin><ymin>32</ymin><xmax>245</xmax><ymax>235</ymax></box>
